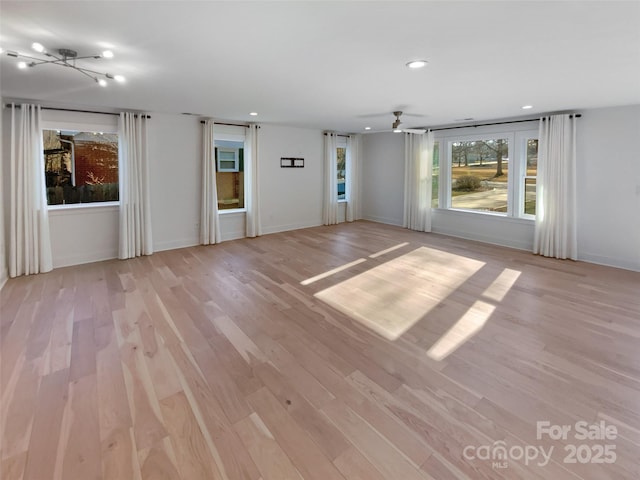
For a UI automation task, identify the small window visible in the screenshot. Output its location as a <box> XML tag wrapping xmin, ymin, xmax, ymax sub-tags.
<box><xmin>337</xmin><ymin>146</ymin><xmax>346</xmax><ymax>200</ymax></box>
<box><xmin>215</xmin><ymin>140</ymin><xmax>244</xmax><ymax>210</ymax></box>
<box><xmin>217</xmin><ymin>147</ymin><xmax>239</xmax><ymax>172</ymax></box>
<box><xmin>43</xmin><ymin>129</ymin><xmax>119</xmax><ymax>205</ymax></box>
<box><xmin>432</xmin><ymin>141</ymin><xmax>440</xmax><ymax>208</ymax></box>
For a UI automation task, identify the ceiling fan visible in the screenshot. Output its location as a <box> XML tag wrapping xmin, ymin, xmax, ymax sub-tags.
<box><xmin>365</xmin><ymin>111</ymin><xmax>426</xmax><ymax>134</ymax></box>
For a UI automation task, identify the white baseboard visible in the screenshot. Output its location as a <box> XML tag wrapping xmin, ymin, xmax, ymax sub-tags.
<box><xmin>578</xmin><ymin>251</ymin><xmax>640</xmax><ymax>272</ymax></box>
<box><xmin>431</xmin><ymin>224</ymin><xmax>533</xmax><ymax>252</ymax></box>
<box><xmin>261</xmin><ymin>220</ymin><xmax>323</xmax><ymax>236</ymax></box>
<box><xmin>361</xmin><ymin>214</ymin><xmax>403</xmax><ymax>227</ymax></box>
<box><xmin>53</xmin><ymin>249</ymin><xmax>118</xmax><ymax>269</ymax></box>
<box><xmin>154</xmin><ymin>237</ymin><xmax>199</xmax><ymax>253</ymax></box>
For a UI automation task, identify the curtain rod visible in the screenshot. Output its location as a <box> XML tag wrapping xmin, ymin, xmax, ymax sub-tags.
<box><xmin>5</xmin><ymin>104</ymin><xmax>151</xmax><ymax>118</ymax></box>
<box><xmin>431</xmin><ymin>114</ymin><xmax>581</xmax><ymax>132</ymax></box>
<box><xmin>200</xmin><ymin>120</ymin><xmax>250</xmax><ymax>128</ymax></box>
<box><xmin>324</xmin><ymin>133</ymin><xmax>350</xmax><ymax>138</ymax></box>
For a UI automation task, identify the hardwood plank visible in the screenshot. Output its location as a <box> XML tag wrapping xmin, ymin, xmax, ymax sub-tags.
<box><xmin>245</xmin><ymin>387</ymin><xmax>346</xmax><ymax>480</ymax></box>
<box><xmin>22</xmin><ymin>368</ymin><xmax>69</xmax><ymax>480</ymax></box>
<box><xmin>160</xmin><ymin>391</ymin><xmax>224</xmax><ymax>479</ymax></box>
<box><xmin>234</xmin><ymin>413</ymin><xmax>303</xmax><ymax>480</ymax></box>
<box><xmin>59</xmin><ymin>374</ymin><xmax>102</xmax><ymax>480</ymax></box>
<box><xmin>320</xmin><ymin>399</ymin><xmax>431</xmax><ymax>480</ymax></box>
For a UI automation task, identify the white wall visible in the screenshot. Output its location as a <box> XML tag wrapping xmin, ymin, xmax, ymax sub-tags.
<box><xmin>360</xmin><ymin>105</ymin><xmax>640</xmax><ymax>271</ymax></box>
<box><xmin>577</xmin><ymin>105</ymin><xmax>640</xmax><ymax>271</ymax></box>
<box><xmin>259</xmin><ymin>124</ymin><xmax>324</xmax><ymax>234</ymax></box>
<box><xmin>1</xmin><ymin>108</ymin><xmax>326</xmax><ymax>272</ymax></box>
<box><xmin>148</xmin><ymin>113</ymin><xmax>201</xmax><ymax>252</ymax></box>
<box><xmin>361</xmin><ymin>132</ymin><xmax>405</xmax><ymax>226</ymax></box>
<box><xmin>0</xmin><ymin>100</ymin><xmax>7</xmax><ymax>288</ymax></box>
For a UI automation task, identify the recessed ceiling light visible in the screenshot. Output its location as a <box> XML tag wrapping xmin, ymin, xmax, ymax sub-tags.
<box><xmin>522</xmin><ymin>105</ymin><xmax>533</xmax><ymax>110</ymax></box>
<box><xmin>249</xmin><ymin>112</ymin><xmax>258</xmax><ymax>116</ymax></box>
<box><xmin>406</xmin><ymin>60</ymin><xmax>428</xmax><ymax>69</ymax></box>
<box><xmin>97</xmin><ymin>78</ymin><xmax>107</xmax><ymax>87</ymax></box>
<box><xmin>102</xmin><ymin>50</ymin><xmax>114</xmax><ymax>58</ymax></box>
<box><xmin>364</xmin><ymin>127</ymin><xmax>371</xmax><ymax>131</ymax></box>
<box><xmin>17</xmin><ymin>61</ymin><xmax>27</xmax><ymax>69</ymax></box>
<box><xmin>32</xmin><ymin>42</ymin><xmax>45</xmax><ymax>53</ymax></box>
<box><xmin>114</xmin><ymin>74</ymin><xmax>126</xmax><ymax>82</ymax></box>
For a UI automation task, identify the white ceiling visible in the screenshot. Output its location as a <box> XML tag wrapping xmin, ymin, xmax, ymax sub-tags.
<box><xmin>1</xmin><ymin>1</ymin><xmax>639</xmax><ymax>132</ymax></box>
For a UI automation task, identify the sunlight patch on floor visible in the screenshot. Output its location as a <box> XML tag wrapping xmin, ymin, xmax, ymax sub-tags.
<box><xmin>482</xmin><ymin>268</ymin><xmax>521</xmax><ymax>302</ymax></box>
<box><xmin>314</xmin><ymin>247</ymin><xmax>485</xmax><ymax>340</ymax></box>
<box><xmin>369</xmin><ymin>242</ymin><xmax>409</xmax><ymax>259</ymax></box>
<box><xmin>300</xmin><ymin>258</ymin><xmax>367</xmax><ymax>286</ymax></box>
<box><xmin>426</xmin><ymin>300</ymin><xmax>495</xmax><ymax>360</ymax></box>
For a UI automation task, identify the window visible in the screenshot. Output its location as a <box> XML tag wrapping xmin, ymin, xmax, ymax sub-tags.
<box><xmin>43</xmin><ymin>129</ymin><xmax>119</xmax><ymax>205</ymax></box>
<box><xmin>523</xmin><ymin>138</ymin><xmax>538</xmax><ymax>216</ymax></box>
<box><xmin>217</xmin><ymin>147</ymin><xmax>239</xmax><ymax>172</ymax></box>
<box><xmin>435</xmin><ymin>127</ymin><xmax>537</xmax><ymax>219</ymax></box>
<box><xmin>450</xmin><ymin>137</ymin><xmax>510</xmax><ymax>213</ymax></box>
<box><xmin>337</xmin><ymin>138</ymin><xmax>347</xmax><ymax>200</ymax></box>
<box><xmin>215</xmin><ymin>139</ymin><xmax>244</xmax><ymax>210</ymax></box>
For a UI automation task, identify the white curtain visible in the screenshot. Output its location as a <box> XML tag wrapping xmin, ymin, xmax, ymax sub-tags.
<box><xmin>322</xmin><ymin>132</ymin><xmax>338</xmax><ymax>225</ymax></box>
<box><xmin>533</xmin><ymin>114</ymin><xmax>578</xmax><ymax>260</ymax></box>
<box><xmin>118</xmin><ymin>112</ymin><xmax>153</xmax><ymax>259</ymax></box>
<box><xmin>403</xmin><ymin>130</ymin><xmax>434</xmax><ymax>232</ymax></box>
<box><xmin>9</xmin><ymin>104</ymin><xmax>53</xmax><ymax>277</ymax></box>
<box><xmin>245</xmin><ymin>124</ymin><xmax>261</xmax><ymax>237</ymax></box>
<box><xmin>346</xmin><ymin>134</ymin><xmax>361</xmax><ymax>222</ymax></box>
<box><xmin>200</xmin><ymin>120</ymin><xmax>221</xmax><ymax>245</ymax></box>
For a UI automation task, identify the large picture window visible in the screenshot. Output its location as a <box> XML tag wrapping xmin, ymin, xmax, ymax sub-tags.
<box><xmin>43</xmin><ymin>129</ymin><xmax>119</xmax><ymax>205</ymax></box>
<box><xmin>450</xmin><ymin>137</ymin><xmax>509</xmax><ymax>213</ymax></box>
<box><xmin>434</xmin><ymin>127</ymin><xmax>537</xmax><ymax>219</ymax></box>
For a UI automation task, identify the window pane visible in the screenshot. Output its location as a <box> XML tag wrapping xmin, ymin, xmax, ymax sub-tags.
<box><xmin>524</xmin><ymin>177</ymin><xmax>536</xmax><ymax>215</ymax></box>
<box><xmin>215</xmin><ymin>140</ymin><xmax>244</xmax><ymax>210</ymax></box>
<box><xmin>432</xmin><ymin>141</ymin><xmax>439</xmax><ymax>207</ymax></box>
<box><xmin>337</xmin><ymin>147</ymin><xmax>346</xmax><ymax>200</ymax></box>
<box><xmin>43</xmin><ymin>129</ymin><xmax>119</xmax><ymax>205</ymax></box>
<box><xmin>450</xmin><ymin>138</ymin><xmax>509</xmax><ymax>213</ymax></box>
<box><xmin>526</xmin><ymin>139</ymin><xmax>538</xmax><ymax>177</ymax></box>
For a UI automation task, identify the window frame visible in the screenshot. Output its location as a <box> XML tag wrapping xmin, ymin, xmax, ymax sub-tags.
<box><xmin>216</xmin><ymin>146</ymin><xmax>240</xmax><ymax>172</ymax></box>
<box><xmin>516</xmin><ymin>130</ymin><xmax>539</xmax><ymax>220</ymax></box>
<box><xmin>214</xmin><ymin>133</ymin><xmax>246</xmax><ymax>214</ymax></box>
<box><xmin>435</xmin><ymin>126</ymin><xmax>537</xmax><ymax>220</ymax></box>
<box><xmin>41</xmin><ymin>120</ymin><xmax>120</xmax><ymax>209</ymax></box>
<box><xmin>336</xmin><ymin>136</ymin><xmax>347</xmax><ymax>202</ymax></box>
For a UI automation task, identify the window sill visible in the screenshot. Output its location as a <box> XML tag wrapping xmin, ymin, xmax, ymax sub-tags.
<box><xmin>434</xmin><ymin>208</ymin><xmax>535</xmax><ymax>224</ymax></box>
<box><xmin>338</xmin><ymin>199</ymin><xmax>347</xmax><ymax>204</ymax></box>
<box><xmin>48</xmin><ymin>201</ymin><xmax>119</xmax><ymax>212</ymax></box>
<box><xmin>219</xmin><ymin>208</ymin><xmax>246</xmax><ymax>215</ymax></box>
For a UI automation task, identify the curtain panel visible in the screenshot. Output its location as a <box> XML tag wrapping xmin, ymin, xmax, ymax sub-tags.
<box><xmin>403</xmin><ymin>130</ymin><xmax>434</xmax><ymax>232</ymax></box>
<box><xmin>9</xmin><ymin>103</ymin><xmax>53</xmax><ymax>277</ymax></box>
<box><xmin>322</xmin><ymin>133</ymin><xmax>338</xmax><ymax>225</ymax></box>
<box><xmin>201</xmin><ymin>120</ymin><xmax>221</xmax><ymax>244</ymax></box>
<box><xmin>346</xmin><ymin>134</ymin><xmax>361</xmax><ymax>222</ymax></box>
<box><xmin>118</xmin><ymin>112</ymin><xmax>153</xmax><ymax>259</ymax></box>
<box><xmin>245</xmin><ymin>124</ymin><xmax>261</xmax><ymax>237</ymax></box>
<box><xmin>533</xmin><ymin>114</ymin><xmax>578</xmax><ymax>260</ymax></box>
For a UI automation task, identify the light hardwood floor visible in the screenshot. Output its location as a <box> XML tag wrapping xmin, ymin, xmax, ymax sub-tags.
<box><xmin>1</xmin><ymin>221</ymin><xmax>639</xmax><ymax>480</ymax></box>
